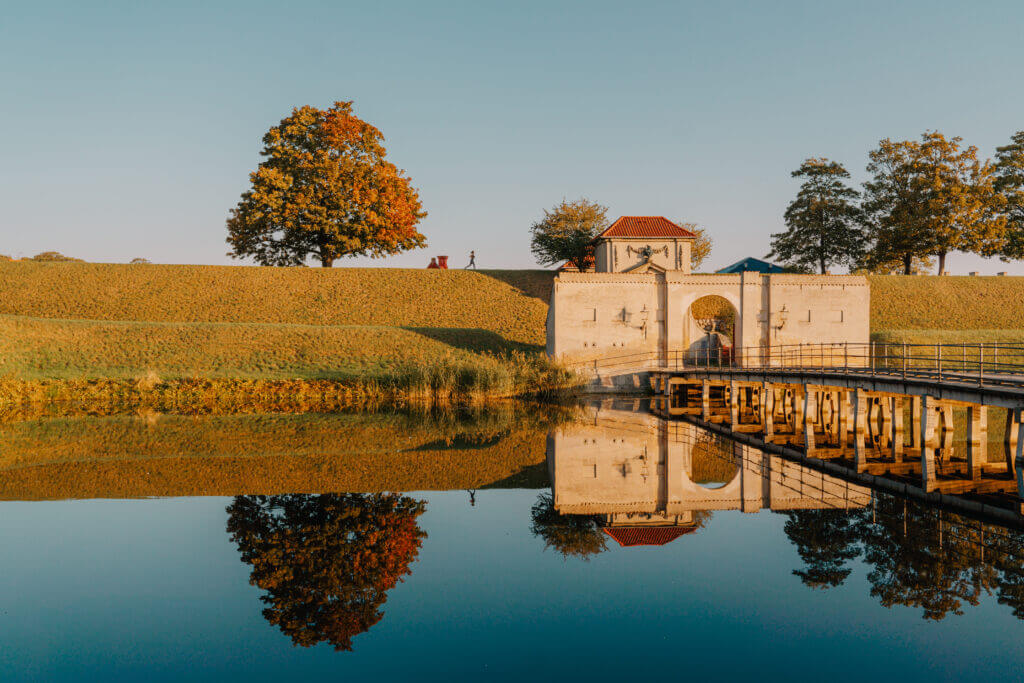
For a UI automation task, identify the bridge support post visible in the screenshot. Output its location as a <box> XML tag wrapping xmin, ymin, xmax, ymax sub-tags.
<box><xmin>762</xmin><ymin>382</ymin><xmax>774</xmax><ymax>440</ymax></box>
<box><xmin>966</xmin><ymin>405</ymin><xmax>987</xmax><ymax>480</ymax></box>
<box><xmin>793</xmin><ymin>386</ymin><xmax>805</xmax><ymax>445</ymax></box>
<box><xmin>910</xmin><ymin>396</ymin><xmax>922</xmax><ymax>449</ymax></box>
<box><xmin>802</xmin><ymin>384</ymin><xmax>816</xmax><ymax>451</ymax></box>
<box><xmin>940</xmin><ymin>404</ymin><xmax>955</xmax><ymax>461</ymax></box>
<box><xmin>891</xmin><ymin>397</ymin><xmax>904</xmax><ymax>461</ymax></box>
<box><xmin>921</xmin><ymin>396</ymin><xmax>938</xmax><ymax>492</ymax></box>
<box><xmin>1005</xmin><ymin>409</ymin><xmax>1021</xmax><ymax>473</ymax></box>
<box><xmin>729</xmin><ymin>381</ymin><xmax>739</xmax><ymax>427</ymax></box>
<box><xmin>701</xmin><ymin>380</ymin><xmax>710</xmax><ymax>421</ymax></box>
<box><xmin>1014</xmin><ymin>412</ymin><xmax>1024</xmax><ymax>511</ymax></box>
<box><xmin>853</xmin><ymin>389</ymin><xmax>867</xmax><ymax>471</ymax></box>
<box><xmin>838</xmin><ymin>390</ymin><xmax>851</xmax><ymax>455</ymax></box>
<box><xmin>879</xmin><ymin>397</ymin><xmax>893</xmax><ymax>451</ymax></box>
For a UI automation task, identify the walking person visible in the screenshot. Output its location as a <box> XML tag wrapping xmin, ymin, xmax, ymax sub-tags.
<box><xmin>465</xmin><ymin>250</ymin><xmax>476</xmax><ymax>269</ymax></box>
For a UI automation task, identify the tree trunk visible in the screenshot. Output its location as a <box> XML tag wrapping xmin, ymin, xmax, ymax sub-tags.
<box><xmin>937</xmin><ymin>251</ymin><xmax>946</xmax><ymax>276</ymax></box>
<box><xmin>903</xmin><ymin>254</ymin><xmax>912</xmax><ymax>275</ymax></box>
<box><xmin>320</xmin><ymin>256</ymin><xmax>334</xmax><ymax>268</ymax></box>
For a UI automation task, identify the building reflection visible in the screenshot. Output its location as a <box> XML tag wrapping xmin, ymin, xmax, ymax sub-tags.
<box><xmin>544</xmin><ymin>402</ymin><xmax>871</xmax><ymax>550</ymax></box>
<box><xmin>539</xmin><ymin>400</ymin><xmax>1024</xmax><ymax>622</ymax></box>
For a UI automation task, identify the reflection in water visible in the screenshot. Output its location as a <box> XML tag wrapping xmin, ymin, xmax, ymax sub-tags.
<box><xmin>782</xmin><ymin>497</ymin><xmax>1024</xmax><ymax>620</ymax></box>
<box><xmin>543</xmin><ymin>401</ymin><xmax>1024</xmax><ymax>621</ymax></box>
<box><xmin>530</xmin><ymin>492</ymin><xmax>607</xmax><ymax>560</ymax></box>
<box><xmin>226</xmin><ymin>493</ymin><xmax>426</xmax><ymax>651</ymax></box>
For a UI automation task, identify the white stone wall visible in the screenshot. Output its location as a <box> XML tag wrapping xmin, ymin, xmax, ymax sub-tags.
<box><xmin>546</xmin><ymin>271</ymin><xmax>871</xmax><ymax>366</ymax></box>
<box><xmin>548</xmin><ymin>406</ymin><xmax>870</xmax><ymax>514</ymax></box>
<box><xmin>597</xmin><ymin>238</ymin><xmax>693</xmax><ymax>273</ymax></box>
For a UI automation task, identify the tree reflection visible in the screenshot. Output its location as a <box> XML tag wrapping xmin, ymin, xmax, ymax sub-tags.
<box><xmin>227</xmin><ymin>493</ymin><xmax>426</xmax><ymax>651</ymax></box>
<box><xmin>782</xmin><ymin>494</ymin><xmax>1024</xmax><ymax>621</ymax></box>
<box><xmin>782</xmin><ymin>509</ymin><xmax>861</xmax><ymax>589</ymax></box>
<box><xmin>530</xmin><ymin>492</ymin><xmax>607</xmax><ymax>560</ymax></box>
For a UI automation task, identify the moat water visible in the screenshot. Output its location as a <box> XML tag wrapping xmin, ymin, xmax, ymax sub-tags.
<box><xmin>1</xmin><ymin>403</ymin><xmax>1023</xmax><ymax>681</ymax></box>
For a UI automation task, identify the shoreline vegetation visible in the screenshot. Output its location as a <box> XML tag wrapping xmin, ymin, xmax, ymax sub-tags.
<box><xmin>3</xmin><ymin>261</ymin><xmax>1024</xmax><ymax>408</ymax></box>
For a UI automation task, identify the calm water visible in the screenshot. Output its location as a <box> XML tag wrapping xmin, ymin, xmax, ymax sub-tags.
<box><xmin>1</xmin><ymin>404</ymin><xmax>1023</xmax><ymax>680</ymax></box>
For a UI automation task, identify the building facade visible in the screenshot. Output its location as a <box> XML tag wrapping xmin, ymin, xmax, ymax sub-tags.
<box><xmin>546</xmin><ymin>216</ymin><xmax>870</xmax><ymax>366</ymax></box>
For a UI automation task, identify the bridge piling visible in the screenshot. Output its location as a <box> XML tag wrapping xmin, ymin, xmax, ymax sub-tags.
<box><xmin>921</xmin><ymin>396</ymin><xmax>938</xmax><ymax>492</ymax></box>
<box><xmin>967</xmin><ymin>405</ymin><xmax>987</xmax><ymax>479</ymax></box>
<box><xmin>853</xmin><ymin>389</ymin><xmax>867</xmax><ymax>472</ymax></box>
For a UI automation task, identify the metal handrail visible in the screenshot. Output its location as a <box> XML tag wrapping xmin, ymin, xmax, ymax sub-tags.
<box><xmin>565</xmin><ymin>340</ymin><xmax>1024</xmax><ymax>389</ymax></box>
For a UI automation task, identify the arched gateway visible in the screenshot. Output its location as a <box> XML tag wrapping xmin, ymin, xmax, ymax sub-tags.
<box><xmin>545</xmin><ymin>216</ymin><xmax>870</xmax><ymax>372</ymax></box>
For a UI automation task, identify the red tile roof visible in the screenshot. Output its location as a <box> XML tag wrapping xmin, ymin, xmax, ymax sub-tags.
<box><xmin>603</xmin><ymin>526</ymin><xmax>697</xmax><ymax>547</ymax></box>
<box><xmin>597</xmin><ymin>216</ymin><xmax>697</xmax><ymax>239</ymax></box>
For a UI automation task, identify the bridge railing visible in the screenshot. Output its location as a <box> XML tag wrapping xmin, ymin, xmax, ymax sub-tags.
<box><xmin>565</xmin><ymin>341</ymin><xmax>1024</xmax><ymax>387</ymax></box>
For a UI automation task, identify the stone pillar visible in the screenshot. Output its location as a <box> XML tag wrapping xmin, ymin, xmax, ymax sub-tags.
<box><xmin>838</xmin><ymin>390</ymin><xmax>851</xmax><ymax>455</ymax></box>
<box><xmin>729</xmin><ymin>381</ymin><xmax>740</xmax><ymax>426</ymax></box>
<box><xmin>940</xmin><ymin>404</ymin><xmax>955</xmax><ymax>460</ymax></box>
<box><xmin>701</xmin><ymin>379</ymin><xmax>710</xmax><ymax>421</ymax></box>
<box><xmin>852</xmin><ymin>389</ymin><xmax>867</xmax><ymax>471</ymax></box>
<box><xmin>739</xmin><ymin>271</ymin><xmax>763</xmax><ymax>368</ymax></box>
<box><xmin>910</xmin><ymin>396</ymin><xmax>922</xmax><ymax>449</ymax></box>
<box><xmin>879</xmin><ymin>397</ymin><xmax>892</xmax><ymax>451</ymax></box>
<box><xmin>1005</xmin><ymin>409</ymin><xmax>1021</xmax><ymax>472</ymax></box>
<box><xmin>891</xmin><ymin>397</ymin><xmax>904</xmax><ymax>461</ymax></box>
<box><xmin>802</xmin><ymin>384</ymin><xmax>816</xmax><ymax>451</ymax></box>
<box><xmin>921</xmin><ymin>396</ymin><xmax>938</xmax><ymax>492</ymax></box>
<box><xmin>762</xmin><ymin>382</ymin><xmax>775</xmax><ymax>440</ymax></box>
<box><xmin>966</xmin><ymin>405</ymin><xmax>987</xmax><ymax>480</ymax></box>
<box><xmin>793</xmin><ymin>386</ymin><xmax>805</xmax><ymax>446</ymax></box>
<box><xmin>1015</xmin><ymin>413</ymin><xmax>1024</xmax><ymax>508</ymax></box>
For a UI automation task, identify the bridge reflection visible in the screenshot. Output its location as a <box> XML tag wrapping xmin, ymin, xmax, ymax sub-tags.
<box><xmin>537</xmin><ymin>399</ymin><xmax>1024</xmax><ymax>621</ymax></box>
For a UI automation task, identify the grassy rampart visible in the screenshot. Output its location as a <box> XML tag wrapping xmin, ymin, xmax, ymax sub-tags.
<box><xmin>0</xmin><ymin>261</ymin><xmax>564</xmax><ymax>404</ymax></box>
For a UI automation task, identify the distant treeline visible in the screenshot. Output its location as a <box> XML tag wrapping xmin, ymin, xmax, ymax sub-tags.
<box><xmin>769</xmin><ymin>131</ymin><xmax>1024</xmax><ymax>275</ymax></box>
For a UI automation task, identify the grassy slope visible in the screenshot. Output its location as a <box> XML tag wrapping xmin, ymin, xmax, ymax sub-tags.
<box><xmin>2</xmin><ymin>263</ymin><xmax>1024</xmax><ymax>382</ymax></box>
<box><xmin>869</xmin><ymin>275</ymin><xmax>1024</xmax><ymax>333</ymax></box>
<box><xmin>0</xmin><ymin>261</ymin><xmax>555</xmax><ymax>384</ymax></box>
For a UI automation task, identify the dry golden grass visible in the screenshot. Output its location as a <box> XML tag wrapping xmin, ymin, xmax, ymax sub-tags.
<box><xmin>0</xmin><ymin>262</ymin><xmax>566</xmax><ymax>401</ymax></box>
<box><xmin>869</xmin><ymin>275</ymin><xmax>1024</xmax><ymax>330</ymax></box>
<box><xmin>0</xmin><ymin>261</ymin><xmax>553</xmax><ymax>346</ymax></box>
<box><xmin>0</xmin><ymin>406</ymin><xmax>566</xmax><ymax>499</ymax></box>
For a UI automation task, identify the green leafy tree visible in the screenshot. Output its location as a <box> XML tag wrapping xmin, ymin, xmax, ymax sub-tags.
<box><xmin>769</xmin><ymin>158</ymin><xmax>864</xmax><ymax>274</ymax></box>
<box><xmin>530</xmin><ymin>492</ymin><xmax>607</xmax><ymax>560</ymax></box>
<box><xmin>227</xmin><ymin>101</ymin><xmax>427</xmax><ymax>267</ymax></box>
<box><xmin>227</xmin><ymin>493</ymin><xmax>426</xmax><ymax>651</ymax></box>
<box><xmin>995</xmin><ymin>130</ymin><xmax>1024</xmax><ymax>260</ymax></box>
<box><xmin>862</xmin><ymin>133</ymin><xmax>1006</xmax><ymax>275</ymax></box>
<box><xmin>530</xmin><ymin>198</ymin><xmax>609</xmax><ymax>271</ymax></box>
<box><xmin>781</xmin><ymin>509</ymin><xmax>861</xmax><ymax>588</ymax></box>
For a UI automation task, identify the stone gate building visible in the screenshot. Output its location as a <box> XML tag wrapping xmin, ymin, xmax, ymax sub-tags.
<box><xmin>545</xmin><ymin>216</ymin><xmax>870</xmax><ymax>367</ymax></box>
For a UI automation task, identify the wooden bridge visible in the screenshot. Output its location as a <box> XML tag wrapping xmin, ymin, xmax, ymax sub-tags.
<box><xmin>571</xmin><ymin>341</ymin><xmax>1024</xmax><ymax>521</ymax></box>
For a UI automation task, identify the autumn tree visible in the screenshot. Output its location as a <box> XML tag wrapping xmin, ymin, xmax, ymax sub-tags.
<box><xmin>672</xmin><ymin>221</ymin><xmax>713</xmax><ymax>270</ymax></box>
<box><xmin>862</xmin><ymin>133</ymin><xmax>1006</xmax><ymax>275</ymax></box>
<box><xmin>226</xmin><ymin>101</ymin><xmax>427</xmax><ymax>267</ymax></box>
<box><xmin>529</xmin><ymin>198</ymin><xmax>609</xmax><ymax>271</ymax></box>
<box><xmin>995</xmin><ymin>130</ymin><xmax>1024</xmax><ymax>260</ymax></box>
<box><xmin>226</xmin><ymin>493</ymin><xmax>426</xmax><ymax>651</ymax></box>
<box><xmin>768</xmin><ymin>159</ymin><xmax>864</xmax><ymax>274</ymax></box>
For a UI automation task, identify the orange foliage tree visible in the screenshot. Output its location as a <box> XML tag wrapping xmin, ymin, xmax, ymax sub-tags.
<box><xmin>227</xmin><ymin>493</ymin><xmax>426</xmax><ymax>651</ymax></box>
<box><xmin>226</xmin><ymin>101</ymin><xmax>427</xmax><ymax>267</ymax></box>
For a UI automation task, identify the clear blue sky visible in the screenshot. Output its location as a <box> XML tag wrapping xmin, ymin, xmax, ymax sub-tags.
<box><xmin>2</xmin><ymin>0</ymin><xmax>1023</xmax><ymax>273</ymax></box>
